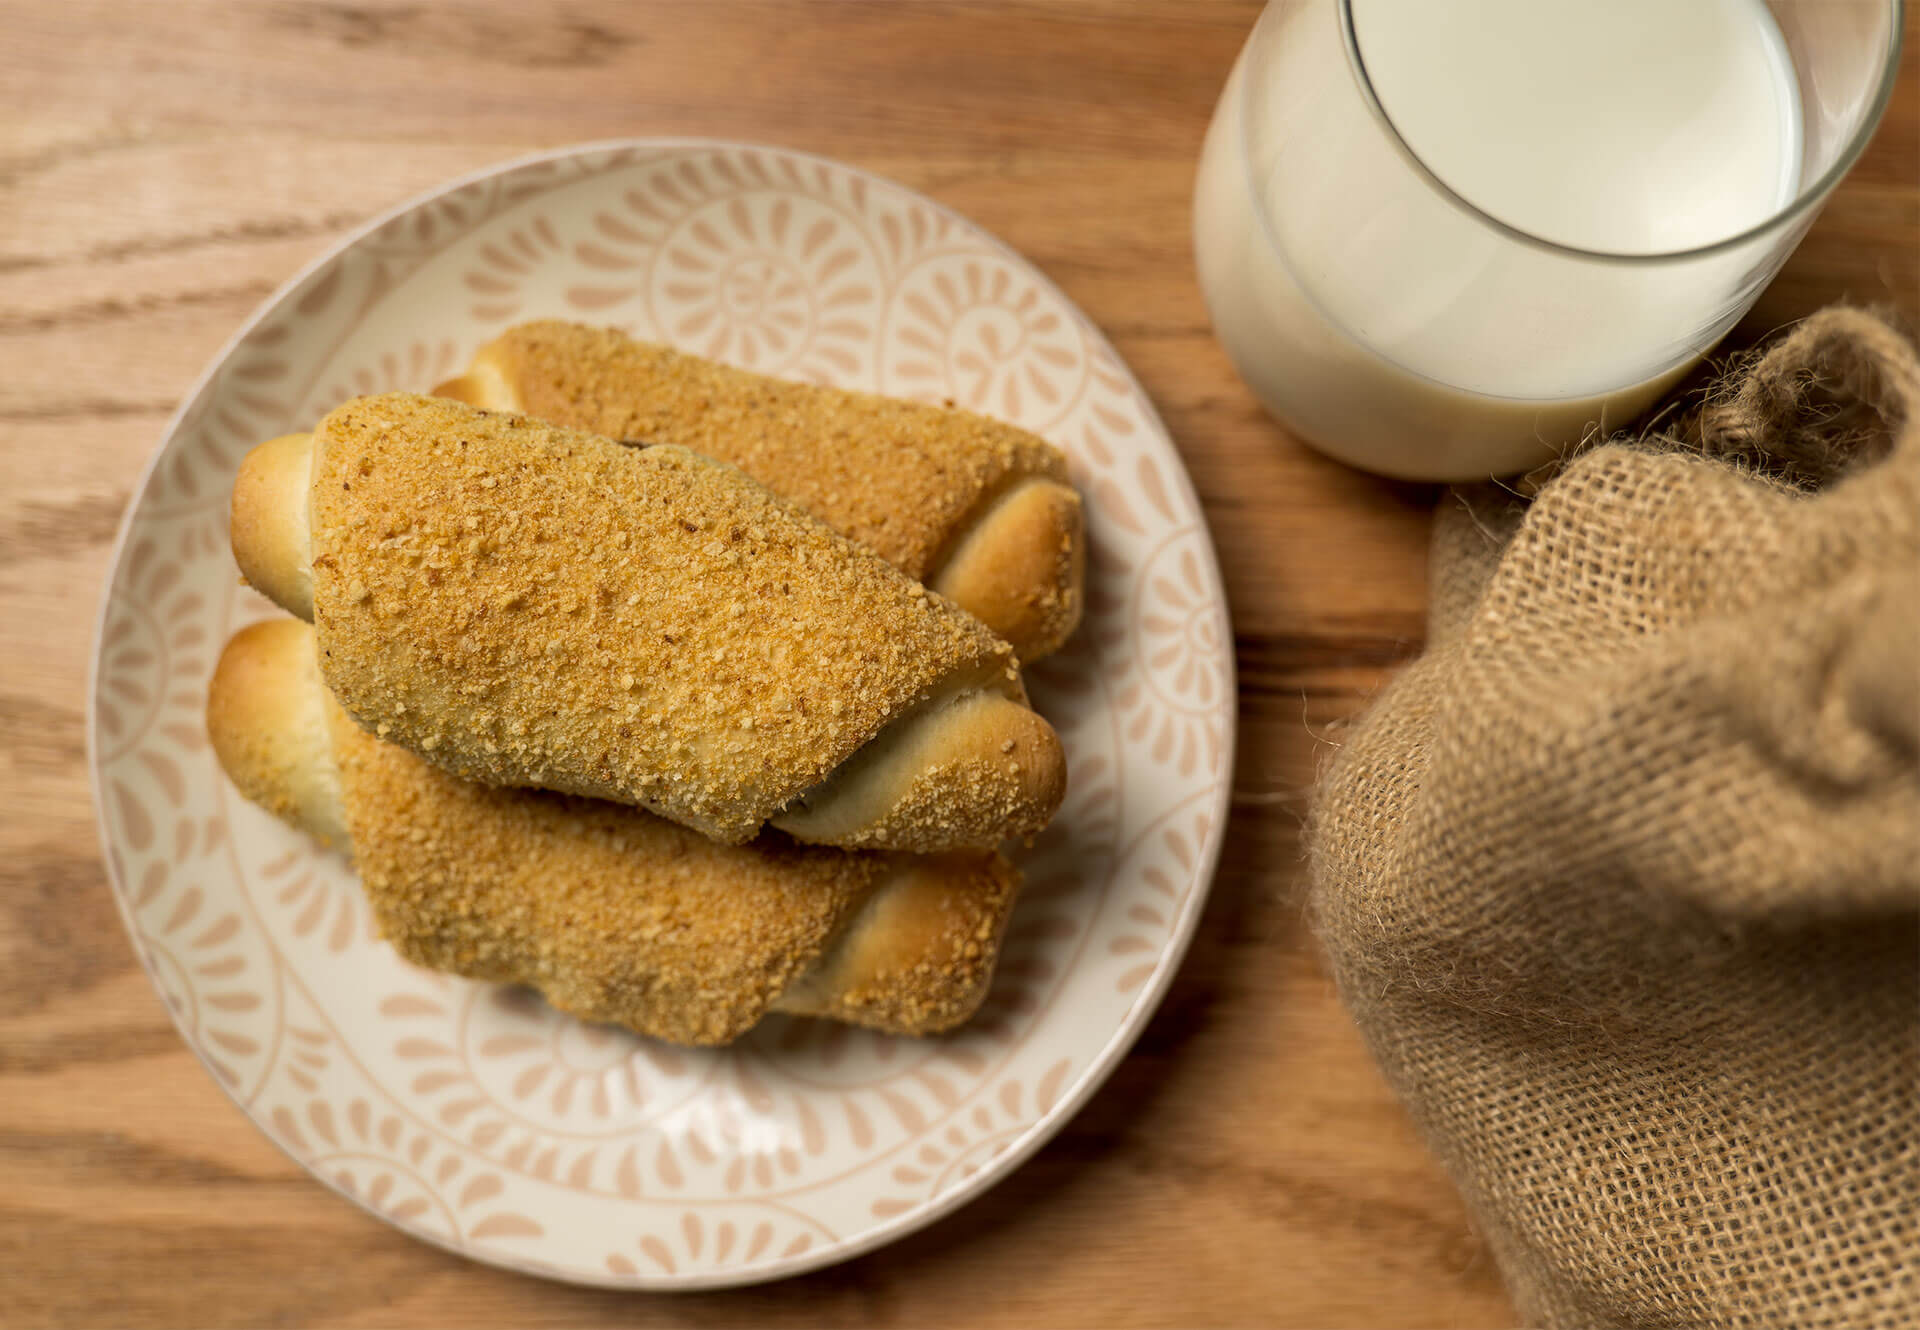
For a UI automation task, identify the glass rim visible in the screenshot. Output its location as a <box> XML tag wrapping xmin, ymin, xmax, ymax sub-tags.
<box><xmin>1325</xmin><ymin>0</ymin><xmax>1907</xmax><ymax>267</ymax></box>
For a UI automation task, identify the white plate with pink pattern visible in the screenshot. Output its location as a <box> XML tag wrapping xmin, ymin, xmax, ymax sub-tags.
<box><xmin>89</xmin><ymin>141</ymin><xmax>1234</xmax><ymax>1288</ymax></box>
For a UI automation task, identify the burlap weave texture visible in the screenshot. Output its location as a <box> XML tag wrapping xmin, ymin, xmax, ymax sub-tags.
<box><xmin>1310</xmin><ymin>308</ymin><xmax>1919</xmax><ymax>1329</ymax></box>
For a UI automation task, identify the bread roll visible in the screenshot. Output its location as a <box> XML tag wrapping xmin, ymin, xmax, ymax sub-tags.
<box><xmin>207</xmin><ymin>618</ymin><xmax>1021</xmax><ymax>1045</ymax></box>
<box><xmin>229</xmin><ymin>394</ymin><xmax>1065</xmax><ymax>851</ymax></box>
<box><xmin>435</xmin><ymin>321</ymin><xmax>1085</xmax><ymax>661</ymax></box>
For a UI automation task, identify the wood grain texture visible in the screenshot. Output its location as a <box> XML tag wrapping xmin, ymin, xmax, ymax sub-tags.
<box><xmin>1</xmin><ymin>2</ymin><xmax>1913</xmax><ymax>1326</ymax></box>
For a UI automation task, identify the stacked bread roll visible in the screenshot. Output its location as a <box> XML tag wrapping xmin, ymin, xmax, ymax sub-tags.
<box><xmin>435</xmin><ymin>320</ymin><xmax>1084</xmax><ymax>663</ymax></box>
<box><xmin>212</xmin><ymin>324</ymin><xmax>1085</xmax><ymax>1045</ymax></box>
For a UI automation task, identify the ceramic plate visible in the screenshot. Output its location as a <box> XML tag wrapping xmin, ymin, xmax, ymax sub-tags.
<box><xmin>89</xmin><ymin>140</ymin><xmax>1235</xmax><ymax>1288</ymax></box>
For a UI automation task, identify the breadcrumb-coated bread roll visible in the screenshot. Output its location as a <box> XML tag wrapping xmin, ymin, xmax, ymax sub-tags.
<box><xmin>230</xmin><ymin>394</ymin><xmax>1066</xmax><ymax>851</ymax></box>
<box><xmin>207</xmin><ymin>619</ymin><xmax>1021</xmax><ymax>1045</ymax></box>
<box><xmin>434</xmin><ymin>320</ymin><xmax>1085</xmax><ymax>661</ymax></box>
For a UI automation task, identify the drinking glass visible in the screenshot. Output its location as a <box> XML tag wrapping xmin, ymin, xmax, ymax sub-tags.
<box><xmin>1193</xmin><ymin>0</ymin><xmax>1904</xmax><ymax>480</ymax></box>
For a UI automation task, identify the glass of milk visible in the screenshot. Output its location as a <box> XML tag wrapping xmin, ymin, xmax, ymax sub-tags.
<box><xmin>1194</xmin><ymin>0</ymin><xmax>1903</xmax><ymax>481</ymax></box>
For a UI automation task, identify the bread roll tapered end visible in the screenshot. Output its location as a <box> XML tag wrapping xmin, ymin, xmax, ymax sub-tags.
<box><xmin>230</xmin><ymin>432</ymin><xmax>316</xmax><ymax>621</ymax></box>
<box><xmin>432</xmin><ymin>348</ymin><xmax>523</xmax><ymax>412</ymax></box>
<box><xmin>777</xmin><ymin>852</ymin><xmax>1020</xmax><ymax>1034</ymax></box>
<box><xmin>773</xmin><ymin>689</ymin><xmax>1066</xmax><ymax>851</ymax></box>
<box><xmin>206</xmin><ymin>618</ymin><xmax>348</xmax><ymax>850</ymax></box>
<box><xmin>931</xmin><ymin>478</ymin><xmax>1085</xmax><ymax>663</ymax></box>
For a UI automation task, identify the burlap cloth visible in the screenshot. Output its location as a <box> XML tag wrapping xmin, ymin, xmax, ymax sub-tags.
<box><xmin>1309</xmin><ymin>308</ymin><xmax>1920</xmax><ymax>1329</ymax></box>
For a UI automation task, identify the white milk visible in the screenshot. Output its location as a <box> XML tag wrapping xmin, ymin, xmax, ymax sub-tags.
<box><xmin>1194</xmin><ymin>0</ymin><xmax>1806</xmax><ymax>479</ymax></box>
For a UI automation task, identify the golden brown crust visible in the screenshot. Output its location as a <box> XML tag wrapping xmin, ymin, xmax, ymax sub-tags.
<box><xmin>773</xmin><ymin>689</ymin><xmax>1064</xmax><ymax>851</ymax></box>
<box><xmin>205</xmin><ymin>618</ymin><xmax>347</xmax><ymax>850</ymax></box>
<box><xmin>437</xmin><ymin>321</ymin><xmax>1085</xmax><ymax>659</ymax></box>
<box><xmin>206</xmin><ymin>618</ymin><xmax>1018</xmax><ymax>1043</ymax></box>
<box><xmin>334</xmin><ymin>707</ymin><xmax>1017</xmax><ymax>1041</ymax></box>
<box><xmin>777</xmin><ymin>853</ymin><xmax>1018</xmax><ymax>1033</ymax></box>
<box><xmin>432</xmin><ymin>358</ymin><xmax>519</xmax><ymax>413</ymax></box>
<box><xmin>928</xmin><ymin>477</ymin><xmax>1085</xmax><ymax>669</ymax></box>
<box><xmin>230</xmin><ymin>433</ymin><xmax>316</xmax><ymax>621</ymax></box>
<box><xmin>327</xmin><ymin>704</ymin><xmax>875</xmax><ymax>1044</ymax></box>
<box><xmin>308</xmin><ymin>393</ymin><xmax>1026</xmax><ymax>846</ymax></box>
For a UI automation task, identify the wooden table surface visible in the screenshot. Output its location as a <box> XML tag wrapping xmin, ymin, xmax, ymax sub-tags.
<box><xmin>2</xmin><ymin>3</ymin><xmax>1913</xmax><ymax>1326</ymax></box>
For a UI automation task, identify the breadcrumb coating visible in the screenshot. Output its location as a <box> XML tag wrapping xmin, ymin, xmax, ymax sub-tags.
<box><xmin>483</xmin><ymin>320</ymin><xmax>1071</xmax><ymax>580</ymax></box>
<box><xmin>775</xmin><ymin>854</ymin><xmax>1019</xmax><ymax>1034</ymax></box>
<box><xmin>309</xmin><ymin>393</ymin><xmax>1021</xmax><ymax>844</ymax></box>
<box><xmin>774</xmin><ymin>688</ymin><xmax>1064</xmax><ymax>852</ymax></box>
<box><xmin>324</xmin><ymin>699</ymin><xmax>1018</xmax><ymax>1044</ymax></box>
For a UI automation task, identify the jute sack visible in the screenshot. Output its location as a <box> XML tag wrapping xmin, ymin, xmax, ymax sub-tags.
<box><xmin>1309</xmin><ymin>307</ymin><xmax>1919</xmax><ymax>1329</ymax></box>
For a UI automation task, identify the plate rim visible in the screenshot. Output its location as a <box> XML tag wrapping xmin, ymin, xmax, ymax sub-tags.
<box><xmin>87</xmin><ymin>136</ymin><xmax>1237</xmax><ymax>1290</ymax></box>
